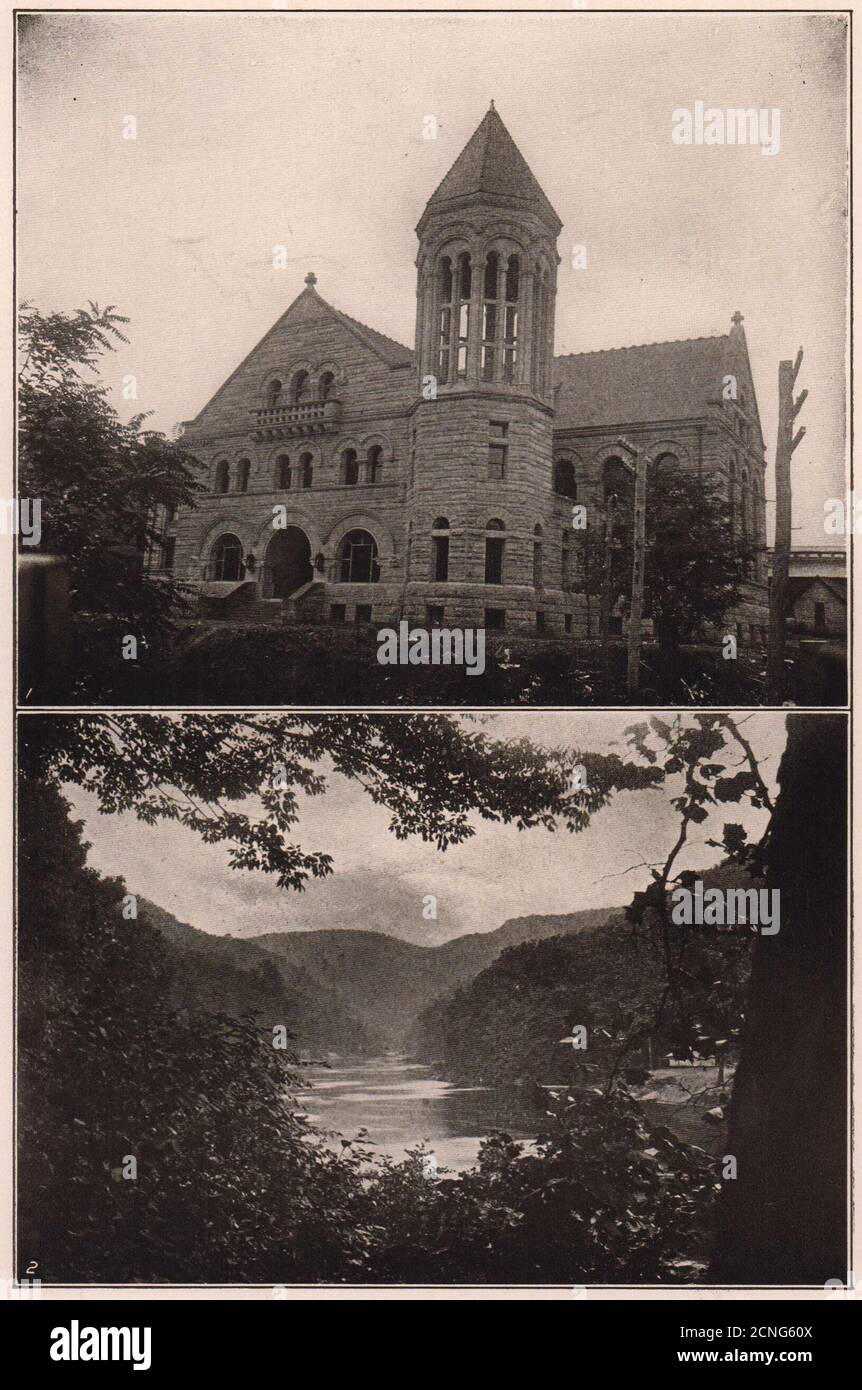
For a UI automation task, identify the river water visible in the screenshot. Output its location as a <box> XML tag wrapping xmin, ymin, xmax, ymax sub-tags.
<box><xmin>297</xmin><ymin>1056</ymin><xmax>537</xmax><ymax>1172</ymax></box>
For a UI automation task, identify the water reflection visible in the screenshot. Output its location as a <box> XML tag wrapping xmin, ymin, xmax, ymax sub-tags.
<box><xmin>297</xmin><ymin>1056</ymin><xmax>536</xmax><ymax>1172</ymax></box>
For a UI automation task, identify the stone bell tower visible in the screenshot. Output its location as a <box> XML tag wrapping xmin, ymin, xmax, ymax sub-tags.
<box><xmin>407</xmin><ymin>103</ymin><xmax>563</xmax><ymax>629</ymax></box>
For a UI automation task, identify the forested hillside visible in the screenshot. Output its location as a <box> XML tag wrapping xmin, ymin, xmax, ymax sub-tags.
<box><xmin>416</xmin><ymin>871</ymin><xmax>756</xmax><ymax>1086</ymax></box>
<box><xmin>141</xmin><ymin>901</ymin><xmax>384</xmax><ymax>1054</ymax></box>
<box><xmin>251</xmin><ymin>908</ymin><xmax>611</xmax><ymax>1048</ymax></box>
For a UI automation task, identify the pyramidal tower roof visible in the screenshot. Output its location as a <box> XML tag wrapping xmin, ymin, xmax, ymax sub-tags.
<box><xmin>418</xmin><ymin>104</ymin><xmax>562</xmax><ymax>236</ymax></box>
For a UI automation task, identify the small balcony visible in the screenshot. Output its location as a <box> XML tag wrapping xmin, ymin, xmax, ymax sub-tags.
<box><xmin>250</xmin><ymin>398</ymin><xmax>343</xmax><ymax>441</ymax></box>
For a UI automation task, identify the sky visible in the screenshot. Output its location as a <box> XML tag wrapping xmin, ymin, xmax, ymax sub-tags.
<box><xmin>65</xmin><ymin>712</ymin><xmax>788</xmax><ymax>947</ymax></box>
<box><xmin>17</xmin><ymin>10</ymin><xmax>848</xmax><ymax>547</ymax></box>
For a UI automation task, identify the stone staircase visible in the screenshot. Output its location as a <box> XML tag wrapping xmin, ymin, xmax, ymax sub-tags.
<box><xmin>282</xmin><ymin>578</ymin><xmax>326</xmax><ymax>622</ymax></box>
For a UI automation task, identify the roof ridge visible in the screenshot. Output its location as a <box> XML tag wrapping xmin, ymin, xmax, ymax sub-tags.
<box><xmin>332</xmin><ymin>304</ymin><xmax>413</xmax><ymax>363</ymax></box>
<box><xmin>554</xmin><ymin>333</ymin><xmax>730</xmax><ymax>361</ymax></box>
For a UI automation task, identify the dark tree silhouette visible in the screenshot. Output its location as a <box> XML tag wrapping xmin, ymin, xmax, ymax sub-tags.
<box><xmin>712</xmin><ymin>713</ymin><xmax>847</xmax><ymax>1282</ymax></box>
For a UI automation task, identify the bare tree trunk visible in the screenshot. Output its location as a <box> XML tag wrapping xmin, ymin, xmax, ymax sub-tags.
<box><xmin>767</xmin><ymin>352</ymin><xmax>806</xmax><ymax>703</ymax></box>
<box><xmin>711</xmin><ymin>714</ymin><xmax>846</xmax><ymax>1283</ymax></box>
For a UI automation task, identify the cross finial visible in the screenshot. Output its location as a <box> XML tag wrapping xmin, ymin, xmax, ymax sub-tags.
<box><xmin>731</xmin><ymin>309</ymin><xmax>744</xmax><ymax>327</ymax></box>
<box><xmin>489</xmin><ymin>99</ymin><xmax>495</xmax><ymax>111</ymax></box>
<box><xmin>305</xmin><ymin>271</ymin><xmax>317</xmax><ymax>287</ymax></box>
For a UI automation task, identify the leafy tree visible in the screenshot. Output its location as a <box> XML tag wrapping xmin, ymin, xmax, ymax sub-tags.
<box><xmin>587</xmin><ymin>460</ymin><xmax>755</xmax><ymax>691</ymax></box>
<box><xmin>18</xmin><ymin>301</ymin><xmax>203</xmax><ymax>635</ymax></box>
<box><xmin>20</xmin><ymin>713</ymin><xmax>662</xmax><ymax>890</ymax></box>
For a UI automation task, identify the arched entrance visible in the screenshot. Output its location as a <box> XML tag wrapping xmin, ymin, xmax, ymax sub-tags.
<box><xmin>267</xmin><ymin>527</ymin><xmax>313</xmax><ymax>598</ymax></box>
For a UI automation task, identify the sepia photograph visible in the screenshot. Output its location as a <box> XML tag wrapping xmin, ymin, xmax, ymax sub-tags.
<box><xmin>17</xmin><ymin>709</ymin><xmax>847</xmax><ymax>1288</ymax></box>
<box><xmin>14</xmin><ymin>9</ymin><xmax>849</xmax><ymax>707</ymax></box>
<box><xmin>3</xmin><ymin>0</ymin><xmax>858</xmax><ymax>1348</ymax></box>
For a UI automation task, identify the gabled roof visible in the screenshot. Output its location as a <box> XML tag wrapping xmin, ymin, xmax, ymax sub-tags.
<box><xmin>788</xmin><ymin>576</ymin><xmax>847</xmax><ymax>607</ymax></box>
<box><xmin>420</xmin><ymin>105</ymin><xmax>561</xmax><ymax>234</ymax></box>
<box><xmin>186</xmin><ymin>279</ymin><xmax>411</xmax><ymax>425</ymax></box>
<box><xmin>554</xmin><ymin>332</ymin><xmax>740</xmax><ymax>430</ymax></box>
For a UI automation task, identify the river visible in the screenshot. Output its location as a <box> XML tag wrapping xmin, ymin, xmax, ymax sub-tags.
<box><xmin>297</xmin><ymin>1056</ymin><xmax>537</xmax><ymax>1172</ymax></box>
<box><xmin>295</xmin><ymin>1055</ymin><xmax>727</xmax><ymax>1171</ymax></box>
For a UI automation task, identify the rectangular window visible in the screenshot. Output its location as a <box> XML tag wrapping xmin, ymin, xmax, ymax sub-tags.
<box><xmin>355</xmin><ymin>604</ymin><xmax>373</xmax><ymax>625</ymax></box>
<box><xmin>162</xmin><ymin>536</ymin><xmax>176</xmax><ymax>572</ymax></box>
<box><xmin>488</xmin><ymin>444</ymin><xmax>506</xmax><ymax>480</ymax></box>
<box><xmin>433</xmin><ymin>535</ymin><xmax>449</xmax><ymax>582</ymax></box>
<box><xmin>457</xmin><ymin>303</ymin><xmax>469</xmax><ymax>377</ymax></box>
<box><xmin>488</xmin><ymin>421</ymin><xmax>508</xmax><ymax>480</ymax></box>
<box><xmin>535</xmin><ymin>611</ymin><xmax>546</xmax><ymax>633</ymax></box>
<box><xmin>564</xmin><ymin>613</ymin><xmax>573</xmax><ymax>634</ymax></box>
<box><xmin>330</xmin><ymin>603</ymin><xmax>346</xmax><ymax>625</ymax></box>
<box><xmin>482</xmin><ymin>303</ymin><xmax>497</xmax><ymax>381</ymax></box>
<box><xmin>503</xmin><ymin>306</ymin><xmax>518</xmax><ymax>382</ymax></box>
<box><xmin>484</xmin><ymin>607</ymin><xmax>505</xmax><ymax>631</ymax></box>
<box><xmin>533</xmin><ymin>541</ymin><xmax>542</xmax><ymax>588</ymax></box>
<box><xmin>609</xmin><ymin>615</ymin><xmax>623</xmax><ymax>636</ymax></box>
<box><xmin>427</xmin><ymin>605</ymin><xmax>445</xmax><ymax>628</ymax></box>
<box><xmin>438</xmin><ymin>307</ymin><xmax>451</xmax><ymax>381</ymax></box>
<box><xmin>814</xmin><ymin>602</ymin><xmax>826</xmax><ymax>630</ymax></box>
<box><xmin>485</xmin><ymin>537</ymin><xmax>504</xmax><ymax>585</ymax></box>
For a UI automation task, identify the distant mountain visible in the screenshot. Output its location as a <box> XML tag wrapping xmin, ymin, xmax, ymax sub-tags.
<box><xmin>414</xmin><ymin>866</ymin><xmax>759</xmax><ymax>1086</ymax></box>
<box><xmin>140</xmin><ymin>900</ymin><xmax>385</xmax><ymax>1055</ymax></box>
<box><xmin>251</xmin><ymin>907</ymin><xmax>614</xmax><ymax>1048</ymax></box>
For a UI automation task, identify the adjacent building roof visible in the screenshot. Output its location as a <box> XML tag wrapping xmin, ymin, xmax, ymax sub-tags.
<box><xmin>787</xmin><ymin>576</ymin><xmax>847</xmax><ymax>607</ymax></box>
<box><xmin>421</xmin><ymin>104</ymin><xmax>562</xmax><ymax>234</ymax></box>
<box><xmin>553</xmin><ymin>334</ymin><xmax>734</xmax><ymax>430</ymax></box>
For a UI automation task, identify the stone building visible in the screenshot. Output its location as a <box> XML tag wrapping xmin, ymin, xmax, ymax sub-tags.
<box><xmin>163</xmin><ymin>105</ymin><xmax>769</xmax><ymax>640</ymax></box>
<box><xmin>777</xmin><ymin>548</ymin><xmax>847</xmax><ymax>640</ymax></box>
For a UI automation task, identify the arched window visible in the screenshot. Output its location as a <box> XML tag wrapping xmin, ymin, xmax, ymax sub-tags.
<box><xmin>319</xmin><ymin>371</ymin><xmax>335</xmax><ymax>402</ymax></box>
<box><xmin>338</xmin><ymin>529</ymin><xmax>380</xmax><ymax>583</ymax></box>
<box><xmin>299</xmin><ymin>452</ymin><xmax>313</xmax><ymax>489</ymax></box>
<box><xmin>603</xmin><ymin>456</ymin><xmax>632</xmax><ymax>504</ymax></box>
<box><xmin>504</xmin><ymin>255</ymin><xmax>519</xmax><ymax>382</ymax></box>
<box><xmin>485</xmin><ymin>519</ymin><xmax>505</xmax><ymax>585</ymax></box>
<box><xmin>236</xmin><ymin>458</ymin><xmax>251</xmax><ymax>493</ymax></box>
<box><xmin>482</xmin><ymin>251</ymin><xmax>499</xmax><ymax>381</ymax></box>
<box><xmin>554</xmin><ymin>457</ymin><xmax>577</xmax><ymax>499</ymax></box>
<box><xmin>432</xmin><ymin>516</ymin><xmax>450</xmax><ymax>583</ymax></box>
<box><xmin>277</xmin><ymin>454</ymin><xmax>291</xmax><ymax>489</ymax></box>
<box><xmin>265</xmin><ymin>379</ymin><xmax>283</xmax><ymax>409</ymax></box>
<box><xmin>652</xmin><ymin>451</ymin><xmax>678</xmax><ymax>472</ymax></box>
<box><xmin>342</xmin><ymin>448</ymin><xmax>359</xmax><ymax>486</ymax></box>
<box><xmin>367</xmin><ymin>444</ymin><xmax>383</xmax><ymax>484</ymax></box>
<box><xmin>456</xmin><ymin>252</ymin><xmax>471</xmax><ymax>378</ymax></box>
<box><xmin>291</xmin><ymin>370</ymin><xmax>310</xmax><ymax>405</ymax></box>
<box><xmin>212</xmin><ymin>533</ymin><xmax>243</xmax><ymax>582</ymax></box>
<box><xmin>214</xmin><ymin>459</ymin><xmax>230</xmax><ymax>494</ymax></box>
<box><xmin>438</xmin><ymin>256</ymin><xmax>453</xmax><ymax>383</ymax></box>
